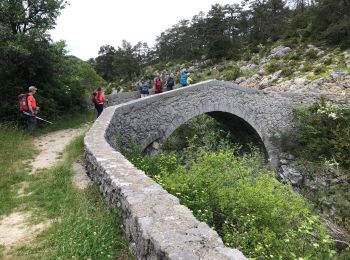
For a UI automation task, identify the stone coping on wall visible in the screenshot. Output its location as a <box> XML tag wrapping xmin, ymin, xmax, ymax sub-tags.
<box><xmin>84</xmin><ymin>80</ymin><xmax>247</xmax><ymax>259</ymax></box>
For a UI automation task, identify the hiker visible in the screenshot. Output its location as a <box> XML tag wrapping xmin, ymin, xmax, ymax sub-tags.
<box><xmin>140</xmin><ymin>80</ymin><xmax>149</xmax><ymax>98</ymax></box>
<box><xmin>154</xmin><ymin>77</ymin><xmax>163</xmax><ymax>94</ymax></box>
<box><xmin>27</xmin><ymin>86</ymin><xmax>39</xmax><ymax>135</ymax></box>
<box><xmin>186</xmin><ymin>73</ymin><xmax>193</xmax><ymax>85</ymax></box>
<box><xmin>92</xmin><ymin>87</ymin><xmax>106</xmax><ymax>118</ymax></box>
<box><xmin>181</xmin><ymin>71</ymin><xmax>189</xmax><ymax>87</ymax></box>
<box><xmin>166</xmin><ymin>73</ymin><xmax>175</xmax><ymax>91</ymax></box>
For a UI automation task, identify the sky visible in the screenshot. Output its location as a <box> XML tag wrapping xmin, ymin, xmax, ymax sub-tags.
<box><xmin>50</xmin><ymin>0</ymin><xmax>240</xmax><ymax>60</ymax></box>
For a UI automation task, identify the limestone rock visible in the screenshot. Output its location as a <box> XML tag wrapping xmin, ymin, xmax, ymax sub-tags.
<box><xmin>268</xmin><ymin>46</ymin><xmax>292</xmax><ymax>59</ymax></box>
<box><xmin>294</xmin><ymin>78</ymin><xmax>307</xmax><ymax>86</ymax></box>
<box><xmin>279</xmin><ymin>165</ymin><xmax>303</xmax><ymax>185</ymax></box>
<box><xmin>258</xmin><ymin>77</ymin><xmax>270</xmax><ymax>90</ymax></box>
<box><xmin>240</xmin><ymin>64</ymin><xmax>258</xmax><ymax>73</ymax></box>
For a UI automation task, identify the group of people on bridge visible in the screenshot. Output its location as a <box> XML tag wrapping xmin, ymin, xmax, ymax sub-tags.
<box><xmin>18</xmin><ymin>71</ymin><xmax>192</xmax><ymax>135</ymax></box>
<box><xmin>139</xmin><ymin>71</ymin><xmax>193</xmax><ymax>98</ymax></box>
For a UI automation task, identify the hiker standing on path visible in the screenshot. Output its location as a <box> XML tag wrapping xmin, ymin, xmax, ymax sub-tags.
<box><xmin>154</xmin><ymin>77</ymin><xmax>163</xmax><ymax>94</ymax></box>
<box><xmin>181</xmin><ymin>71</ymin><xmax>189</xmax><ymax>87</ymax></box>
<box><xmin>27</xmin><ymin>86</ymin><xmax>39</xmax><ymax>135</ymax></box>
<box><xmin>92</xmin><ymin>87</ymin><xmax>106</xmax><ymax>118</ymax></box>
<box><xmin>140</xmin><ymin>80</ymin><xmax>149</xmax><ymax>98</ymax></box>
<box><xmin>166</xmin><ymin>73</ymin><xmax>175</xmax><ymax>91</ymax></box>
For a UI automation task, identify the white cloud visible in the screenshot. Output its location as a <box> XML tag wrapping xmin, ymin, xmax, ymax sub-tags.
<box><xmin>51</xmin><ymin>0</ymin><xmax>240</xmax><ymax>60</ymax></box>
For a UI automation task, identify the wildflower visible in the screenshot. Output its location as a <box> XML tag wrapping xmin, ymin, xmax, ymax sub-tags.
<box><xmin>328</xmin><ymin>112</ymin><xmax>337</xmax><ymax>119</ymax></box>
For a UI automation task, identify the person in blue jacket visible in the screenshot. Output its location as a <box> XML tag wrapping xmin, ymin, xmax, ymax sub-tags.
<box><xmin>181</xmin><ymin>71</ymin><xmax>189</xmax><ymax>87</ymax></box>
<box><xmin>140</xmin><ymin>80</ymin><xmax>149</xmax><ymax>98</ymax></box>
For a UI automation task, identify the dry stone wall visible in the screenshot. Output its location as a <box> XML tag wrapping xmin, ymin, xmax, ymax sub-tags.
<box><xmin>84</xmin><ymin>80</ymin><xmax>340</xmax><ymax>259</ymax></box>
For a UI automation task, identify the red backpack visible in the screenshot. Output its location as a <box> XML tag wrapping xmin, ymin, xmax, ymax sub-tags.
<box><xmin>92</xmin><ymin>91</ymin><xmax>99</xmax><ymax>104</ymax></box>
<box><xmin>18</xmin><ymin>93</ymin><xmax>29</xmax><ymax>111</ymax></box>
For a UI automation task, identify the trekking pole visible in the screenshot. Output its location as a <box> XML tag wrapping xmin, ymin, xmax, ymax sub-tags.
<box><xmin>23</xmin><ymin>111</ymin><xmax>53</xmax><ymax>124</ymax></box>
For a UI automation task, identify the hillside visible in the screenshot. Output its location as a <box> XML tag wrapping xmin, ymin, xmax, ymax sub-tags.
<box><xmin>121</xmin><ymin>44</ymin><xmax>349</xmax><ymax>97</ymax></box>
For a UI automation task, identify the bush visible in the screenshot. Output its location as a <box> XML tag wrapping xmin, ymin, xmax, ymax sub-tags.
<box><xmin>124</xmin><ymin>147</ymin><xmax>334</xmax><ymax>259</ymax></box>
<box><xmin>104</xmin><ymin>86</ymin><xmax>113</xmax><ymax>95</ymax></box>
<box><xmin>120</xmin><ymin>114</ymin><xmax>335</xmax><ymax>259</ymax></box>
<box><xmin>301</xmin><ymin>63</ymin><xmax>313</xmax><ymax>72</ymax></box>
<box><xmin>305</xmin><ymin>49</ymin><xmax>318</xmax><ymax>60</ymax></box>
<box><xmin>323</xmin><ymin>57</ymin><xmax>333</xmax><ymax>66</ymax></box>
<box><xmin>265</xmin><ymin>60</ymin><xmax>282</xmax><ymax>74</ymax></box>
<box><xmin>281</xmin><ymin>67</ymin><xmax>294</xmax><ymax>77</ymax></box>
<box><xmin>293</xmin><ymin>99</ymin><xmax>350</xmax><ymax>168</ymax></box>
<box><xmin>314</xmin><ymin>66</ymin><xmax>326</xmax><ymax>75</ymax></box>
<box><xmin>223</xmin><ymin>66</ymin><xmax>240</xmax><ymax>81</ymax></box>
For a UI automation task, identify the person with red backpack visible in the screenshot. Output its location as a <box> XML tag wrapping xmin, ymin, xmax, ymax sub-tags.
<box><xmin>21</xmin><ymin>86</ymin><xmax>39</xmax><ymax>135</ymax></box>
<box><xmin>154</xmin><ymin>77</ymin><xmax>163</xmax><ymax>94</ymax></box>
<box><xmin>92</xmin><ymin>87</ymin><xmax>106</xmax><ymax>118</ymax></box>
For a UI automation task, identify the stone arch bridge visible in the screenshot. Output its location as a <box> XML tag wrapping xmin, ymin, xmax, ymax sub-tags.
<box><xmin>105</xmin><ymin>80</ymin><xmax>326</xmax><ymax>168</ymax></box>
<box><xmin>84</xmin><ymin>80</ymin><xmax>340</xmax><ymax>259</ymax></box>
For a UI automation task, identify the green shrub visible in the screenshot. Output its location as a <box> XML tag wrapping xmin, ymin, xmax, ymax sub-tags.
<box><xmin>265</xmin><ymin>60</ymin><xmax>282</xmax><ymax>74</ymax></box>
<box><xmin>105</xmin><ymin>86</ymin><xmax>113</xmax><ymax>95</ymax></box>
<box><xmin>124</xmin><ymin>146</ymin><xmax>334</xmax><ymax>259</ymax></box>
<box><xmin>281</xmin><ymin>67</ymin><xmax>294</xmax><ymax>77</ymax></box>
<box><xmin>120</xmin><ymin>114</ymin><xmax>335</xmax><ymax>259</ymax></box>
<box><xmin>223</xmin><ymin>66</ymin><xmax>240</xmax><ymax>81</ymax></box>
<box><xmin>301</xmin><ymin>63</ymin><xmax>313</xmax><ymax>72</ymax></box>
<box><xmin>305</xmin><ymin>49</ymin><xmax>318</xmax><ymax>60</ymax></box>
<box><xmin>293</xmin><ymin>99</ymin><xmax>350</xmax><ymax>168</ymax></box>
<box><xmin>323</xmin><ymin>57</ymin><xmax>333</xmax><ymax>66</ymax></box>
<box><xmin>314</xmin><ymin>67</ymin><xmax>326</xmax><ymax>75</ymax></box>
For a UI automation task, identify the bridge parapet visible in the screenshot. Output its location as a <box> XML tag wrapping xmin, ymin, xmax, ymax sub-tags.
<box><xmin>85</xmin><ymin>80</ymin><xmax>346</xmax><ymax>259</ymax></box>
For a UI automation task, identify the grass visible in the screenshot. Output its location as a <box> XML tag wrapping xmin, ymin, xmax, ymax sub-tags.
<box><xmin>34</xmin><ymin>109</ymin><xmax>96</xmax><ymax>136</ymax></box>
<box><xmin>0</xmin><ymin>122</ymin><xmax>132</xmax><ymax>259</ymax></box>
<box><xmin>0</xmin><ymin>124</ymin><xmax>34</xmax><ymax>215</ymax></box>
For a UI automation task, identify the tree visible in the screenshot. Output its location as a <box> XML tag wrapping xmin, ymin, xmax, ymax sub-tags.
<box><xmin>95</xmin><ymin>45</ymin><xmax>116</xmax><ymax>81</ymax></box>
<box><xmin>0</xmin><ymin>0</ymin><xmax>67</xmax><ymax>34</ymax></box>
<box><xmin>244</xmin><ymin>0</ymin><xmax>289</xmax><ymax>44</ymax></box>
<box><xmin>311</xmin><ymin>0</ymin><xmax>350</xmax><ymax>47</ymax></box>
<box><xmin>0</xmin><ymin>1</ymin><xmax>99</xmax><ymax>123</ymax></box>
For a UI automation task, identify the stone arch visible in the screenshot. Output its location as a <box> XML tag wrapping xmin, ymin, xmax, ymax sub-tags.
<box><xmin>147</xmin><ymin>104</ymin><xmax>270</xmax><ymax>163</ymax></box>
<box><xmin>84</xmin><ymin>80</ymin><xmax>337</xmax><ymax>258</ymax></box>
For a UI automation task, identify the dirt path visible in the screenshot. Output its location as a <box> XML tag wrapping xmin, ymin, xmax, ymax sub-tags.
<box><xmin>0</xmin><ymin>127</ymin><xmax>89</xmax><ymax>258</ymax></box>
<box><xmin>30</xmin><ymin>128</ymin><xmax>86</xmax><ymax>174</ymax></box>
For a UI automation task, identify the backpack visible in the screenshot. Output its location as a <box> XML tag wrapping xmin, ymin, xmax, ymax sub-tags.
<box><xmin>18</xmin><ymin>93</ymin><xmax>29</xmax><ymax>111</ymax></box>
<box><xmin>167</xmin><ymin>77</ymin><xmax>174</xmax><ymax>86</ymax></box>
<box><xmin>181</xmin><ymin>74</ymin><xmax>188</xmax><ymax>85</ymax></box>
<box><xmin>155</xmin><ymin>80</ymin><xmax>162</xmax><ymax>88</ymax></box>
<box><xmin>92</xmin><ymin>91</ymin><xmax>99</xmax><ymax>104</ymax></box>
<box><xmin>141</xmin><ymin>84</ymin><xmax>148</xmax><ymax>92</ymax></box>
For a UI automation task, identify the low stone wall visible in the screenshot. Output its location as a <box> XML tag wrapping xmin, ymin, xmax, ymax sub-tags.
<box><xmin>85</xmin><ymin>80</ymin><xmax>347</xmax><ymax>259</ymax></box>
<box><xmin>84</xmin><ymin>85</ymin><xmax>247</xmax><ymax>259</ymax></box>
<box><xmin>107</xmin><ymin>90</ymin><xmax>140</xmax><ymax>106</ymax></box>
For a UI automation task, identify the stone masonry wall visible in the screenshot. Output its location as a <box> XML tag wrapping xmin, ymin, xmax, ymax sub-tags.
<box><xmin>84</xmin><ymin>80</ymin><xmax>344</xmax><ymax>259</ymax></box>
<box><xmin>84</xmin><ymin>81</ymin><xmax>250</xmax><ymax>259</ymax></box>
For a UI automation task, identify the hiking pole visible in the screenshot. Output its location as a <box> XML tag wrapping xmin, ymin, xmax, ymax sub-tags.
<box><xmin>23</xmin><ymin>111</ymin><xmax>53</xmax><ymax>124</ymax></box>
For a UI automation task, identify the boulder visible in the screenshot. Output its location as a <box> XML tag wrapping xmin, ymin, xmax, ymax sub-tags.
<box><xmin>258</xmin><ymin>77</ymin><xmax>271</xmax><ymax>90</ymax></box>
<box><xmin>240</xmin><ymin>64</ymin><xmax>258</xmax><ymax>73</ymax></box>
<box><xmin>235</xmin><ymin>77</ymin><xmax>247</xmax><ymax>84</ymax></box>
<box><xmin>294</xmin><ymin>78</ymin><xmax>307</xmax><ymax>86</ymax></box>
<box><xmin>317</xmin><ymin>50</ymin><xmax>325</xmax><ymax>57</ymax></box>
<box><xmin>271</xmin><ymin>70</ymin><xmax>282</xmax><ymax>82</ymax></box>
<box><xmin>240</xmin><ymin>74</ymin><xmax>262</xmax><ymax>88</ymax></box>
<box><xmin>268</xmin><ymin>46</ymin><xmax>292</xmax><ymax>59</ymax></box>
<box><xmin>279</xmin><ymin>165</ymin><xmax>303</xmax><ymax>185</ymax></box>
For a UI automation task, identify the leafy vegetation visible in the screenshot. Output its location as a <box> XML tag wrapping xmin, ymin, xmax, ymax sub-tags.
<box><xmin>271</xmin><ymin>100</ymin><xmax>350</xmax><ymax>247</ymax></box>
<box><xmin>292</xmin><ymin>99</ymin><xmax>350</xmax><ymax>168</ymax></box>
<box><xmin>0</xmin><ymin>124</ymin><xmax>131</xmax><ymax>259</ymax></box>
<box><xmin>0</xmin><ymin>1</ymin><xmax>106</xmax><ymax>123</ymax></box>
<box><xmin>120</xmin><ymin>115</ymin><xmax>335</xmax><ymax>259</ymax></box>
